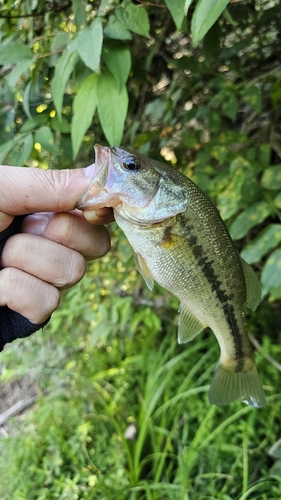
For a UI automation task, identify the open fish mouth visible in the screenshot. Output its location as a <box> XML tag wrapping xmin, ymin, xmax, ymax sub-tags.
<box><xmin>76</xmin><ymin>145</ymin><xmax>121</xmax><ymax>210</ymax></box>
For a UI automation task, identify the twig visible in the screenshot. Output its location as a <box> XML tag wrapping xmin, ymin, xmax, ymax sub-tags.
<box><xmin>0</xmin><ymin>395</ymin><xmax>37</xmax><ymax>427</ymax></box>
<box><xmin>249</xmin><ymin>334</ymin><xmax>281</xmax><ymax>372</ymax></box>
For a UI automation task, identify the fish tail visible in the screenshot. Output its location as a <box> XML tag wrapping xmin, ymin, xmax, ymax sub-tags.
<box><xmin>208</xmin><ymin>358</ymin><xmax>266</xmax><ymax>408</ymax></box>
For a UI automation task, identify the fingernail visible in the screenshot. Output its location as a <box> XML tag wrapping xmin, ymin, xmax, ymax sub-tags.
<box><xmin>22</xmin><ymin>214</ymin><xmax>49</xmax><ymax>235</ymax></box>
<box><xmin>84</xmin><ymin>163</ymin><xmax>95</xmax><ymax>178</ymax></box>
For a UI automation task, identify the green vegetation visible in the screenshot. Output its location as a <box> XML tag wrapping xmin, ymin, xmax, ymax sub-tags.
<box><xmin>0</xmin><ymin>0</ymin><xmax>281</xmax><ymax>498</ymax></box>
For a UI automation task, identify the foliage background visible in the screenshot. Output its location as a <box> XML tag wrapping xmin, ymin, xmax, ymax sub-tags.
<box><xmin>0</xmin><ymin>0</ymin><xmax>281</xmax><ymax>498</ymax></box>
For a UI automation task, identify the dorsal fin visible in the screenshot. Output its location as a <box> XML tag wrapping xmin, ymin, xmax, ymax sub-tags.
<box><xmin>241</xmin><ymin>258</ymin><xmax>261</xmax><ymax>311</ymax></box>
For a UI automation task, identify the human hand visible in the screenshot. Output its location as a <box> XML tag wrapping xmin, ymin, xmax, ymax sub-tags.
<box><xmin>0</xmin><ymin>164</ymin><xmax>113</xmax><ymax>349</ymax></box>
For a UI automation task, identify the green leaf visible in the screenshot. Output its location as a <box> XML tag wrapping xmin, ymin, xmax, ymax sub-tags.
<box><xmin>6</xmin><ymin>59</ymin><xmax>32</xmax><ymax>88</ymax></box>
<box><xmin>0</xmin><ymin>42</ymin><xmax>33</xmax><ymax>65</ymax></box>
<box><xmin>261</xmin><ymin>164</ymin><xmax>281</xmax><ymax>190</ymax></box>
<box><xmin>77</xmin><ymin>19</ymin><xmax>103</xmax><ymax>73</ymax></box>
<box><xmin>185</xmin><ymin>0</ymin><xmax>194</xmax><ymax>15</ymax></box>
<box><xmin>72</xmin><ymin>0</ymin><xmax>87</xmax><ymax>28</ymax></box>
<box><xmin>51</xmin><ymin>32</ymin><xmax>69</xmax><ymax>51</ymax></box>
<box><xmin>241</xmin><ymin>224</ymin><xmax>281</xmax><ymax>264</ymax></box>
<box><xmin>20</xmin><ymin>114</ymin><xmax>48</xmax><ymax>133</ymax></box>
<box><xmin>115</xmin><ymin>2</ymin><xmax>150</xmax><ymax>37</ymax></box>
<box><xmin>217</xmin><ymin>163</ymin><xmax>246</xmax><ymax>220</ymax></box>
<box><xmin>191</xmin><ymin>0</ymin><xmax>230</xmax><ymax>47</ymax></box>
<box><xmin>71</xmin><ymin>74</ymin><xmax>98</xmax><ymax>159</ymax></box>
<box><xmin>261</xmin><ymin>249</ymin><xmax>281</xmax><ymax>297</ymax></box>
<box><xmin>103</xmin><ymin>14</ymin><xmax>132</xmax><ymax>40</ymax></box>
<box><xmin>274</xmin><ymin>192</ymin><xmax>281</xmax><ymax>209</ymax></box>
<box><xmin>229</xmin><ymin>201</ymin><xmax>271</xmax><ymax>240</ymax></box>
<box><xmin>51</xmin><ymin>48</ymin><xmax>79</xmax><ymax>119</ymax></box>
<box><xmin>223</xmin><ymin>95</ymin><xmax>238</xmax><ymax>121</ymax></box>
<box><xmin>164</xmin><ymin>0</ymin><xmax>187</xmax><ymax>30</ymax></box>
<box><xmin>50</xmin><ymin>115</ymin><xmax>71</xmax><ymax>133</ymax></box>
<box><xmin>34</xmin><ymin>126</ymin><xmax>56</xmax><ymax>153</ymax></box>
<box><xmin>241</xmin><ymin>85</ymin><xmax>262</xmax><ymax>113</ymax></box>
<box><xmin>9</xmin><ymin>134</ymin><xmax>34</xmax><ymax>166</ymax></box>
<box><xmin>97</xmin><ymin>70</ymin><xmax>128</xmax><ymax>145</ymax></box>
<box><xmin>102</xmin><ymin>42</ymin><xmax>131</xmax><ymax>90</ymax></box>
<box><xmin>0</xmin><ymin>139</ymin><xmax>15</xmax><ymax>164</ymax></box>
<box><xmin>22</xmin><ymin>81</ymin><xmax>32</xmax><ymax>119</ymax></box>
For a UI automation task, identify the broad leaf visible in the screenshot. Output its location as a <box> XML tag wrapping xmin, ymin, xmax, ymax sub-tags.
<box><xmin>241</xmin><ymin>224</ymin><xmax>281</xmax><ymax>264</ymax></box>
<box><xmin>241</xmin><ymin>85</ymin><xmax>262</xmax><ymax>113</ymax></box>
<box><xmin>217</xmin><ymin>163</ymin><xmax>246</xmax><ymax>220</ymax></box>
<box><xmin>72</xmin><ymin>0</ymin><xmax>87</xmax><ymax>28</ymax></box>
<box><xmin>223</xmin><ymin>95</ymin><xmax>238</xmax><ymax>121</ymax></box>
<box><xmin>0</xmin><ymin>42</ymin><xmax>33</xmax><ymax>65</ymax></box>
<box><xmin>77</xmin><ymin>19</ymin><xmax>103</xmax><ymax>72</ymax></box>
<box><xmin>51</xmin><ymin>48</ymin><xmax>79</xmax><ymax>119</ymax></box>
<box><xmin>22</xmin><ymin>81</ymin><xmax>32</xmax><ymax>119</ymax></box>
<box><xmin>261</xmin><ymin>249</ymin><xmax>281</xmax><ymax>297</ymax></box>
<box><xmin>261</xmin><ymin>164</ymin><xmax>281</xmax><ymax>190</ymax></box>
<box><xmin>34</xmin><ymin>126</ymin><xmax>56</xmax><ymax>153</ymax></box>
<box><xmin>97</xmin><ymin>71</ymin><xmax>128</xmax><ymax>145</ymax></box>
<box><xmin>6</xmin><ymin>60</ymin><xmax>33</xmax><ymax>89</ymax></box>
<box><xmin>229</xmin><ymin>201</ymin><xmax>271</xmax><ymax>240</ymax></box>
<box><xmin>50</xmin><ymin>116</ymin><xmax>71</xmax><ymax>133</ymax></box>
<box><xmin>103</xmin><ymin>14</ymin><xmax>132</xmax><ymax>40</ymax></box>
<box><xmin>191</xmin><ymin>0</ymin><xmax>230</xmax><ymax>46</ymax></box>
<box><xmin>71</xmin><ymin>74</ymin><xmax>98</xmax><ymax>159</ymax></box>
<box><xmin>115</xmin><ymin>2</ymin><xmax>150</xmax><ymax>37</ymax></box>
<box><xmin>9</xmin><ymin>134</ymin><xmax>34</xmax><ymax>166</ymax></box>
<box><xmin>164</xmin><ymin>0</ymin><xmax>187</xmax><ymax>30</ymax></box>
<box><xmin>0</xmin><ymin>139</ymin><xmax>15</xmax><ymax>164</ymax></box>
<box><xmin>102</xmin><ymin>42</ymin><xmax>131</xmax><ymax>90</ymax></box>
<box><xmin>20</xmin><ymin>114</ymin><xmax>48</xmax><ymax>133</ymax></box>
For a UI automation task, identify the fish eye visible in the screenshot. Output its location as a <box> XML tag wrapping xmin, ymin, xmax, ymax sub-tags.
<box><xmin>123</xmin><ymin>156</ymin><xmax>142</xmax><ymax>171</ymax></box>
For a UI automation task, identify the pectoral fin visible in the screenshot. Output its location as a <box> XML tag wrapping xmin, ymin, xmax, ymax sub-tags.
<box><xmin>241</xmin><ymin>258</ymin><xmax>261</xmax><ymax>311</ymax></box>
<box><xmin>178</xmin><ymin>304</ymin><xmax>205</xmax><ymax>343</ymax></box>
<box><xmin>134</xmin><ymin>252</ymin><xmax>154</xmax><ymax>291</ymax></box>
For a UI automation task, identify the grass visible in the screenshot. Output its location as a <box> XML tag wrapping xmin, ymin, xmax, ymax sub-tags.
<box><xmin>0</xmin><ymin>255</ymin><xmax>281</xmax><ymax>499</ymax></box>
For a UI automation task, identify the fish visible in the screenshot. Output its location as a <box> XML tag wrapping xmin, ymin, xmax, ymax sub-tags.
<box><xmin>77</xmin><ymin>144</ymin><xmax>266</xmax><ymax>408</ymax></box>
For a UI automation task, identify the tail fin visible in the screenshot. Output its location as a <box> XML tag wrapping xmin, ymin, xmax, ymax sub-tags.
<box><xmin>208</xmin><ymin>359</ymin><xmax>266</xmax><ymax>408</ymax></box>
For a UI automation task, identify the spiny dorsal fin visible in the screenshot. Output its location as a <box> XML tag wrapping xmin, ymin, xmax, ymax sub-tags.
<box><xmin>241</xmin><ymin>258</ymin><xmax>261</xmax><ymax>311</ymax></box>
<box><xmin>178</xmin><ymin>303</ymin><xmax>205</xmax><ymax>344</ymax></box>
<box><xmin>134</xmin><ymin>252</ymin><xmax>154</xmax><ymax>291</ymax></box>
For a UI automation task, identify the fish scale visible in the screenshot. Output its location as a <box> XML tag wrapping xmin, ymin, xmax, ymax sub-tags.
<box><xmin>77</xmin><ymin>144</ymin><xmax>266</xmax><ymax>408</ymax></box>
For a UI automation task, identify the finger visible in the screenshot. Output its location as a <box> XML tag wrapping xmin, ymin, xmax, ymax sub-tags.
<box><xmin>0</xmin><ymin>267</ymin><xmax>60</xmax><ymax>323</ymax></box>
<box><xmin>1</xmin><ymin>233</ymin><xmax>86</xmax><ymax>289</ymax></box>
<box><xmin>0</xmin><ymin>212</ymin><xmax>14</xmax><ymax>232</ymax></box>
<box><xmin>21</xmin><ymin>211</ymin><xmax>112</xmax><ymax>260</ymax></box>
<box><xmin>0</xmin><ymin>164</ymin><xmax>96</xmax><ymax>216</ymax></box>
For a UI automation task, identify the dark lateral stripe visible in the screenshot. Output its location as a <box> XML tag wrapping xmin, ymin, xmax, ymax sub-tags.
<box><xmin>184</xmin><ymin>222</ymin><xmax>244</xmax><ymax>363</ymax></box>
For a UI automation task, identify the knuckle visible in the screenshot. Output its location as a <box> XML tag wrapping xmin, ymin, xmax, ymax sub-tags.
<box><xmin>44</xmin><ymin>286</ymin><xmax>61</xmax><ymax>316</ymax></box>
<box><xmin>61</xmin><ymin>252</ymin><xmax>86</xmax><ymax>288</ymax></box>
<box><xmin>89</xmin><ymin>227</ymin><xmax>111</xmax><ymax>260</ymax></box>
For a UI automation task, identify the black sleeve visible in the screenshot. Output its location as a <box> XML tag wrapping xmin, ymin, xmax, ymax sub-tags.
<box><xmin>0</xmin><ymin>215</ymin><xmax>50</xmax><ymax>351</ymax></box>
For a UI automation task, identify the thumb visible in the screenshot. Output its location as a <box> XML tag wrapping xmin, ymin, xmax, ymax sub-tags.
<box><xmin>0</xmin><ymin>164</ymin><xmax>95</xmax><ymax>230</ymax></box>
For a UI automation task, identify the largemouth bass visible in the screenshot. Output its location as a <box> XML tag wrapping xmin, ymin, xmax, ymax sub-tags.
<box><xmin>77</xmin><ymin>145</ymin><xmax>266</xmax><ymax>408</ymax></box>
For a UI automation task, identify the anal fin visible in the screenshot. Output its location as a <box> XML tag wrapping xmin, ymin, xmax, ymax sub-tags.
<box><xmin>178</xmin><ymin>303</ymin><xmax>205</xmax><ymax>344</ymax></box>
<box><xmin>134</xmin><ymin>252</ymin><xmax>154</xmax><ymax>291</ymax></box>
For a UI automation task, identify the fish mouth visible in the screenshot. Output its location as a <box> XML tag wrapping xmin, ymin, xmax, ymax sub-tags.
<box><xmin>76</xmin><ymin>145</ymin><xmax>115</xmax><ymax>210</ymax></box>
